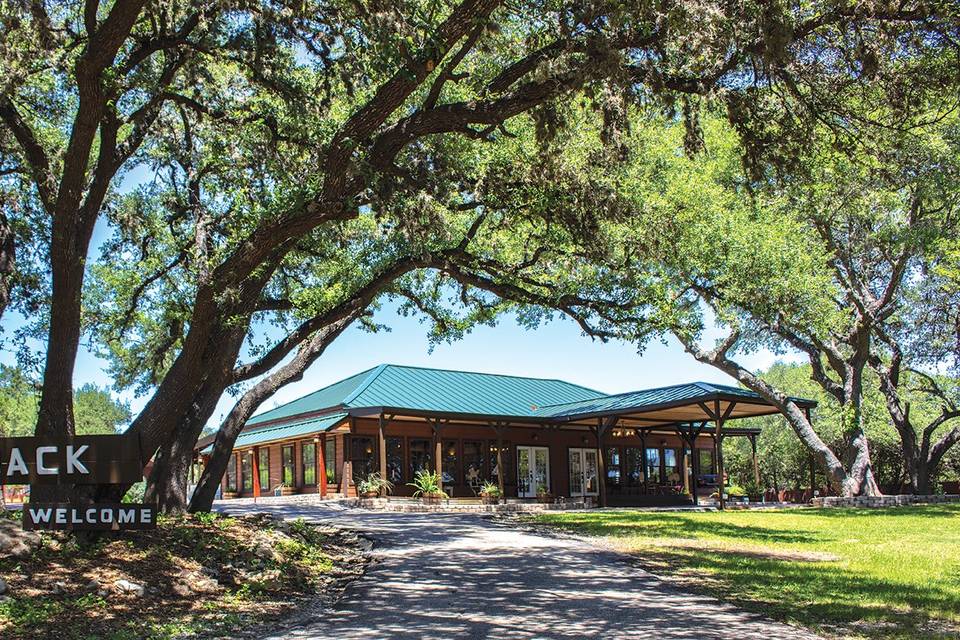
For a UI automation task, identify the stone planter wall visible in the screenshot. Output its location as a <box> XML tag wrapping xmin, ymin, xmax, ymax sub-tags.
<box><xmin>357</xmin><ymin>497</ymin><xmax>593</xmax><ymax>513</ymax></box>
<box><xmin>811</xmin><ymin>494</ymin><xmax>960</xmax><ymax>508</ymax></box>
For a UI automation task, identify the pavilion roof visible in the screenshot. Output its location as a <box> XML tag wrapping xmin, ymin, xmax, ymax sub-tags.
<box><xmin>195</xmin><ymin>365</ymin><xmax>816</xmax><ymax>452</ymax></box>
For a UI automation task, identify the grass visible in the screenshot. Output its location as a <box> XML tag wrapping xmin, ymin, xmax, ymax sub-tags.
<box><xmin>0</xmin><ymin>510</ymin><xmax>364</xmax><ymax>640</ymax></box>
<box><xmin>535</xmin><ymin>504</ymin><xmax>960</xmax><ymax>639</ymax></box>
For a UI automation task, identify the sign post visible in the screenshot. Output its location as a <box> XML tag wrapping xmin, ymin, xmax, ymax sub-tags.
<box><xmin>0</xmin><ymin>434</ymin><xmax>155</xmax><ymax>531</ymax></box>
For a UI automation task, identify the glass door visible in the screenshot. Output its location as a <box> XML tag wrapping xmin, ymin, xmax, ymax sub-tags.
<box><xmin>569</xmin><ymin>448</ymin><xmax>599</xmax><ymax>497</ymax></box>
<box><xmin>517</xmin><ymin>446</ymin><xmax>550</xmax><ymax>498</ymax></box>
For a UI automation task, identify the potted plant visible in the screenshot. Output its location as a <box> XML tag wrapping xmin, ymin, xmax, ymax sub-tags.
<box><xmin>357</xmin><ymin>472</ymin><xmax>393</xmax><ymax>498</ymax></box>
<box><xmin>743</xmin><ymin>479</ymin><xmax>764</xmax><ymax>503</ymax></box>
<box><xmin>274</xmin><ymin>482</ymin><xmax>298</xmax><ymax>497</ymax></box>
<box><xmin>726</xmin><ymin>485</ymin><xmax>749</xmax><ymax>504</ymax></box>
<box><xmin>535</xmin><ymin>483</ymin><xmax>554</xmax><ymax>504</ymax></box>
<box><xmin>408</xmin><ymin>470</ymin><xmax>447</xmax><ymax>504</ymax></box>
<box><xmin>479</xmin><ymin>481</ymin><xmax>501</xmax><ymax>505</ymax></box>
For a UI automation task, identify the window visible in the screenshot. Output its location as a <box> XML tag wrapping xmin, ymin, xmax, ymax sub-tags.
<box><xmin>442</xmin><ymin>440</ymin><xmax>459</xmax><ymax>485</ymax></box>
<box><xmin>664</xmin><ymin>448</ymin><xmax>680</xmax><ymax>483</ymax></box>
<box><xmin>623</xmin><ymin>447</ymin><xmax>643</xmax><ymax>486</ymax></box>
<box><xmin>282</xmin><ymin>445</ymin><xmax>295</xmax><ymax>485</ymax></box>
<box><xmin>350</xmin><ymin>436</ymin><xmax>376</xmax><ymax>480</ymax></box>
<box><xmin>226</xmin><ymin>453</ymin><xmax>238</xmax><ymax>491</ymax></box>
<box><xmin>258</xmin><ymin>448</ymin><xmax>270</xmax><ymax>491</ymax></box>
<box><xmin>645</xmin><ymin>448</ymin><xmax>661</xmax><ymax>484</ymax></box>
<box><xmin>698</xmin><ymin>448</ymin><xmax>715</xmax><ymax>475</ymax></box>
<box><xmin>324</xmin><ymin>438</ymin><xmax>336</xmax><ymax>484</ymax></box>
<box><xmin>385</xmin><ymin>437</ymin><xmax>403</xmax><ymax>484</ymax></box>
<box><xmin>462</xmin><ymin>441</ymin><xmax>485</xmax><ymax>492</ymax></box>
<box><xmin>241</xmin><ymin>452</ymin><xmax>253</xmax><ymax>491</ymax></box>
<box><xmin>409</xmin><ymin>438</ymin><xmax>433</xmax><ymax>478</ymax></box>
<box><xmin>302</xmin><ymin>442</ymin><xmax>317</xmax><ymax>485</ymax></box>
<box><xmin>606</xmin><ymin>447</ymin><xmax>621</xmax><ymax>485</ymax></box>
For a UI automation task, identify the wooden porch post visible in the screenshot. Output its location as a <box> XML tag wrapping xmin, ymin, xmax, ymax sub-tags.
<box><xmin>681</xmin><ymin>436</ymin><xmax>691</xmax><ymax>495</ymax></box>
<box><xmin>805</xmin><ymin>407</ymin><xmax>816</xmax><ymax>496</ymax></box>
<box><xmin>251</xmin><ymin>448</ymin><xmax>261</xmax><ymax>499</ymax></box>
<box><xmin>596</xmin><ymin>417</ymin><xmax>613</xmax><ymax>508</ymax></box>
<box><xmin>318</xmin><ymin>436</ymin><xmax>327</xmax><ymax>497</ymax></box>
<box><xmin>714</xmin><ymin>399</ymin><xmax>725</xmax><ymax>510</ymax></box>
<box><xmin>688</xmin><ymin>423</ymin><xmax>704</xmax><ymax>507</ymax></box>
<box><xmin>638</xmin><ymin>429</ymin><xmax>648</xmax><ymax>495</ymax></box>
<box><xmin>378</xmin><ymin>414</ymin><xmax>388</xmax><ymax>496</ymax></box>
<box><xmin>493</xmin><ymin>423</ymin><xmax>506</xmax><ymax>498</ymax></box>
<box><xmin>750</xmin><ymin>433</ymin><xmax>760</xmax><ymax>486</ymax></box>
<box><xmin>432</xmin><ymin>420</ymin><xmax>443</xmax><ymax>487</ymax></box>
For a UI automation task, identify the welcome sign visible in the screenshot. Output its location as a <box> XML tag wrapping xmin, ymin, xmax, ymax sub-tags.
<box><xmin>1</xmin><ymin>434</ymin><xmax>154</xmax><ymax>531</ymax></box>
<box><xmin>22</xmin><ymin>503</ymin><xmax>156</xmax><ymax>531</ymax></box>
<box><xmin>0</xmin><ymin>434</ymin><xmax>143</xmax><ymax>485</ymax></box>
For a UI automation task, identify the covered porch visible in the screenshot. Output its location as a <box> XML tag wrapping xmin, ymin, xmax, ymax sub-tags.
<box><xmin>201</xmin><ymin>378</ymin><xmax>816</xmax><ymax>511</ymax></box>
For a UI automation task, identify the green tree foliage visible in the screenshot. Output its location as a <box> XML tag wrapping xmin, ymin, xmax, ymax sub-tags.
<box><xmin>0</xmin><ymin>365</ymin><xmax>129</xmax><ymax>437</ymax></box>
<box><xmin>2</xmin><ymin>1</ymin><xmax>957</xmax><ymax>511</ymax></box>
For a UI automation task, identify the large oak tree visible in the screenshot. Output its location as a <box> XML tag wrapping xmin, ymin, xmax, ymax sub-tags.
<box><xmin>2</xmin><ymin>0</ymin><xmax>954</xmax><ymax>510</ymax></box>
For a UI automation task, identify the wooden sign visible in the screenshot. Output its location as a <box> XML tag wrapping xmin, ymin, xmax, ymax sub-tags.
<box><xmin>22</xmin><ymin>502</ymin><xmax>157</xmax><ymax>531</ymax></box>
<box><xmin>0</xmin><ymin>434</ymin><xmax>142</xmax><ymax>485</ymax></box>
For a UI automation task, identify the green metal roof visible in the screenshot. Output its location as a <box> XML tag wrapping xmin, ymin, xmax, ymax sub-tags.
<box><xmin>534</xmin><ymin>381</ymin><xmax>814</xmax><ymax>419</ymax></box>
<box><xmin>209</xmin><ymin>365</ymin><xmax>815</xmax><ymax>453</ymax></box>
<box><xmin>246</xmin><ymin>367</ymin><xmax>377</xmax><ymax>426</ymax></box>
<box><xmin>245</xmin><ymin>363</ymin><xmax>604</xmax><ymax>427</ymax></box>
<box><xmin>340</xmin><ymin>364</ymin><xmax>604</xmax><ymax>416</ymax></box>
<box><xmin>201</xmin><ymin>412</ymin><xmax>347</xmax><ymax>453</ymax></box>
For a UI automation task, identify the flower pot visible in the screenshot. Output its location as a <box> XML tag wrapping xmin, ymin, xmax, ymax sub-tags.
<box><xmin>481</xmin><ymin>494</ymin><xmax>500</xmax><ymax>505</ymax></box>
<box><xmin>536</xmin><ymin>493</ymin><xmax>554</xmax><ymax>504</ymax></box>
<box><xmin>360</xmin><ymin>490</ymin><xmax>380</xmax><ymax>499</ymax></box>
<box><xmin>420</xmin><ymin>493</ymin><xmax>444</xmax><ymax>505</ymax></box>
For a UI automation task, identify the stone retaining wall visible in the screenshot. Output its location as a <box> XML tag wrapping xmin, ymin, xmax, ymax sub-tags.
<box><xmin>357</xmin><ymin>498</ymin><xmax>593</xmax><ymax>513</ymax></box>
<box><xmin>811</xmin><ymin>494</ymin><xmax>960</xmax><ymax>508</ymax></box>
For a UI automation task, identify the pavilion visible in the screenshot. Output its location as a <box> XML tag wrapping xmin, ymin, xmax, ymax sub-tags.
<box><xmin>196</xmin><ymin>364</ymin><xmax>816</xmax><ymax>508</ymax></box>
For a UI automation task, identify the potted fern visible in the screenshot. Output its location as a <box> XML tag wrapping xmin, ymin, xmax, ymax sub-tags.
<box><xmin>357</xmin><ymin>472</ymin><xmax>393</xmax><ymax>498</ymax></box>
<box><xmin>536</xmin><ymin>483</ymin><xmax>554</xmax><ymax>504</ymax></box>
<box><xmin>408</xmin><ymin>470</ymin><xmax>447</xmax><ymax>505</ymax></box>
<box><xmin>479</xmin><ymin>481</ymin><xmax>501</xmax><ymax>505</ymax></box>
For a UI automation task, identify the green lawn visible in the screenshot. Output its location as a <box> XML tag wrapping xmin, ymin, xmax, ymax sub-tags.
<box><xmin>536</xmin><ymin>505</ymin><xmax>960</xmax><ymax>639</ymax></box>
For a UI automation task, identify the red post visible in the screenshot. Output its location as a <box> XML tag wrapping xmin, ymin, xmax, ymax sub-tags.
<box><xmin>252</xmin><ymin>448</ymin><xmax>261</xmax><ymax>498</ymax></box>
<box><xmin>317</xmin><ymin>436</ymin><xmax>327</xmax><ymax>497</ymax></box>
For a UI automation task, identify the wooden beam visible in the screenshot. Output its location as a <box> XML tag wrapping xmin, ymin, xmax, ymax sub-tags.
<box><xmin>432</xmin><ymin>419</ymin><xmax>443</xmax><ymax>489</ymax></box>
<box><xmin>487</xmin><ymin>421</ymin><xmax>507</xmax><ymax>499</ymax></box>
<box><xmin>251</xmin><ymin>448</ymin><xmax>261</xmax><ymax>499</ymax></box>
<box><xmin>378</xmin><ymin>413</ymin><xmax>388</xmax><ymax>497</ymax></box>
<box><xmin>636</xmin><ymin>428</ymin><xmax>649</xmax><ymax>495</ymax></box>
<box><xmin>595</xmin><ymin>417</ymin><xmax>616</xmax><ymax>508</ymax></box>
<box><xmin>750</xmin><ymin>433</ymin><xmax>760</xmax><ymax>486</ymax></box>
<box><xmin>714</xmin><ymin>398</ymin><xmax>726</xmax><ymax>510</ymax></box>
<box><xmin>318</xmin><ymin>436</ymin><xmax>328</xmax><ymax>497</ymax></box>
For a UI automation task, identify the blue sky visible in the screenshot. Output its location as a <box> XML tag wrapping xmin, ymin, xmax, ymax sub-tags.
<box><xmin>0</xmin><ymin>164</ymin><xmax>798</xmax><ymax>430</ymax></box>
<box><xmin>4</xmin><ymin>298</ymin><xmax>792</xmax><ymax>429</ymax></box>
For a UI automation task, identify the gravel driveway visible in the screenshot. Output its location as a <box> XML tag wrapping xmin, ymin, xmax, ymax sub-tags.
<box><xmin>220</xmin><ymin>501</ymin><xmax>820</xmax><ymax>640</ymax></box>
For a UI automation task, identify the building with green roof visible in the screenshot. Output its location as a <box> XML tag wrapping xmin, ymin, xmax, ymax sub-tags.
<box><xmin>199</xmin><ymin>364</ymin><xmax>814</xmax><ymax>507</ymax></box>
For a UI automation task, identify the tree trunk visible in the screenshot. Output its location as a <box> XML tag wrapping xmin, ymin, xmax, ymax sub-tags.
<box><xmin>0</xmin><ymin>209</ymin><xmax>15</xmax><ymax>322</ymax></box>
<box><xmin>145</xmin><ymin>382</ymin><xmax>227</xmax><ymax>513</ymax></box>
<box><xmin>190</xmin><ymin>315</ymin><xmax>358</xmax><ymax>512</ymax></box>
<box><xmin>682</xmin><ymin>336</ymin><xmax>884</xmax><ymax>497</ymax></box>
<box><xmin>31</xmin><ymin>254</ymin><xmax>87</xmax><ymax>503</ymax></box>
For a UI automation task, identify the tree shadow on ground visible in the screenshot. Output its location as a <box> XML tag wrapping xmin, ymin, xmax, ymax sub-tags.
<box><xmin>541</xmin><ymin>510</ymin><xmax>831</xmax><ymax>545</ymax></box>
<box><xmin>631</xmin><ymin>545</ymin><xmax>960</xmax><ymax>640</ymax></box>
<box><xmin>788</xmin><ymin>504</ymin><xmax>960</xmax><ymax>519</ymax></box>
